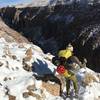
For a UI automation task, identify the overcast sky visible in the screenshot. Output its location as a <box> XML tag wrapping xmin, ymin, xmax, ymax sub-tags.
<box><xmin>0</xmin><ymin>0</ymin><xmax>32</xmax><ymax>7</ymax></box>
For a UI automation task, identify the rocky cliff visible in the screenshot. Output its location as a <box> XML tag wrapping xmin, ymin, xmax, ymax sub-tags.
<box><xmin>0</xmin><ymin>3</ymin><xmax>100</xmax><ymax>71</ymax></box>
<box><xmin>0</xmin><ymin>18</ymin><xmax>29</xmax><ymax>43</ymax></box>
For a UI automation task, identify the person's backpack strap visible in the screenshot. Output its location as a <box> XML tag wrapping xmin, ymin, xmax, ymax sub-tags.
<box><xmin>67</xmin><ymin>56</ymin><xmax>83</xmax><ymax>68</ymax></box>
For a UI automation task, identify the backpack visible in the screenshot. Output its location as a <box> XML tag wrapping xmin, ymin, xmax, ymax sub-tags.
<box><xmin>52</xmin><ymin>56</ymin><xmax>80</xmax><ymax>74</ymax></box>
<box><xmin>67</xmin><ymin>63</ymin><xmax>80</xmax><ymax>74</ymax></box>
<box><xmin>64</xmin><ymin>56</ymin><xmax>81</xmax><ymax>74</ymax></box>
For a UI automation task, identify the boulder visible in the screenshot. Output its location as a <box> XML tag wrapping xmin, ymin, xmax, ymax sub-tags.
<box><xmin>42</xmin><ymin>81</ymin><xmax>60</xmax><ymax>96</ymax></box>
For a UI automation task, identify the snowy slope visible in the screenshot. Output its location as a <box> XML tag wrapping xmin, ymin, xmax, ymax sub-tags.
<box><xmin>0</xmin><ymin>37</ymin><xmax>62</xmax><ymax>100</ymax></box>
<box><xmin>0</xmin><ymin>37</ymin><xmax>100</xmax><ymax>100</ymax></box>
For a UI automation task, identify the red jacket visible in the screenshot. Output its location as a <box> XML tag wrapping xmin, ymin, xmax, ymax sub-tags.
<box><xmin>56</xmin><ymin>65</ymin><xmax>71</xmax><ymax>78</ymax></box>
<box><xmin>56</xmin><ymin>65</ymin><xmax>66</xmax><ymax>74</ymax></box>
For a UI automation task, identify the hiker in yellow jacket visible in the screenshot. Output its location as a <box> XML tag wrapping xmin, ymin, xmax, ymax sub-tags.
<box><xmin>58</xmin><ymin>44</ymin><xmax>73</xmax><ymax>59</ymax></box>
<box><xmin>52</xmin><ymin>44</ymin><xmax>87</xmax><ymax>96</ymax></box>
<box><xmin>52</xmin><ymin>44</ymin><xmax>86</xmax><ymax>69</ymax></box>
<box><xmin>58</xmin><ymin>44</ymin><xmax>86</xmax><ymax>68</ymax></box>
<box><xmin>52</xmin><ymin>44</ymin><xmax>80</xmax><ymax>96</ymax></box>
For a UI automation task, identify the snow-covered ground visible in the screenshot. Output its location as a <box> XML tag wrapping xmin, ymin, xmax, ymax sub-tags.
<box><xmin>0</xmin><ymin>37</ymin><xmax>100</xmax><ymax>100</ymax></box>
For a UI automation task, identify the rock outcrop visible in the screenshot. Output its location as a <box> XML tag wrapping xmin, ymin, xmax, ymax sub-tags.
<box><xmin>0</xmin><ymin>17</ymin><xmax>29</xmax><ymax>43</ymax></box>
<box><xmin>42</xmin><ymin>81</ymin><xmax>60</xmax><ymax>96</ymax></box>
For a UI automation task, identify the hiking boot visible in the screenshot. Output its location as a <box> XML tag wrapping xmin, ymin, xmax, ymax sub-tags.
<box><xmin>66</xmin><ymin>92</ymin><xmax>70</xmax><ymax>97</ymax></box>
<box><xmin>75</xmin><ymin>93</ymin><xmax>79</xmax><ymax>98</ymax></box>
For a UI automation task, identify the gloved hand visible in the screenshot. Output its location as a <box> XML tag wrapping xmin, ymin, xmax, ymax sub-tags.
<box><xmin>52</xmin><ymin>56</ymin><xmax>60</xmax><ymax>66</ymax></box>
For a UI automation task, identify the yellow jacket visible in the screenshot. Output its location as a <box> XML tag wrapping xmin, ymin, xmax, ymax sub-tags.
<box><xmin>58</xmin><ymin>49</ymin><xmax>72</xmax><ymax>59</ymax></box>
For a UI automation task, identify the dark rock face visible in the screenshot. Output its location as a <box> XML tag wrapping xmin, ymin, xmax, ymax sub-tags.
<box><xmin>0</xmin><ymin>4</ymin><xmax>100</xmax><ymax>72</ymax></box>
<box><xmin>73</xmin><ymin>24</ymin><xmax>100</xmax><ymax>71</ymax></box>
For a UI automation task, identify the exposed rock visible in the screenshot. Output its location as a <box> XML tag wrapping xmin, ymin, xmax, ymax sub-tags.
<box><xmin>3</xmin><ymin>45</ymin><xmax>12</xmax><ymax>58</ymax></box>
<box><xmin>0</xmin><ymin>30</ymin><xmax>15</xmax><ymax>42</ymax></box>
<box><xmin>8</xmin><ymin>77</ymin><xmax>12</xmax><ymax>80</ymax></box>
<box><xmin>8</xmin><ymin>95</ymin><xmax>16</xmax><ymax>100</ymax></box>
<box><xmin>12</xmin><ymin>68</ymin><xmax>15</xmax><ymax>71</ymax></box>
<box><xmin>4</xmin><ymin>77</ymin><xmax>8</xmax><ymax>81</ymax></box>
<box><xmin>42</xmin><ymin>81</ymin><xmax>60</xmax><ymax>96</ymax></box>
<box><xmin>25</xmin><ymin>48</ymin><xmax>33</xmax><ymax>61</ymax></box>
<box><xmin>5</xmin><ymin>86</ymin><xmax>9</xmax><ymax>95</ymax></box>
<box><xmin>82</xmin><ymin>72</ymin><xmax>98</xmax><ymax>86</ymax></box>
<box><xmin>11</xmin><ymin>55</ymin><xmax>17</xmax><ymax>60</ymax></box>
<box><xmin>5</xmin><ymin>61</ymin><xmax>9</xmax><ymax>69</ymax></box>
<box><xmin>0</xmin><ymin>61</ymin><xmax>3</xmax><ymax>66</ymax></box>
<box><xmin>2</xmin><ymin>55</ymin><xmax>6</xmax><ymax>58</ymax></box>
<box><xmin>22</xmin><ymin>48</ymin><xmax>33</xmax><ymax>72</ymax></box>
<box><xmin>15</xmin><ymin>67</ymin><xmax>19</xmax><ymax>70</ymax></box>
<box><xmin>23</xmin><ymin>63</ymin><xmax>32</xmax><ymax>72</ymax></box>
<box><xmin>28</xmin><ymin>91</ymin><xmax>41</xmax><ymax>100</ymax></box>
<box><xmin>33</xmin><ymin>74</ymin><xmax>62</xmax><ymax>95</ymax></box>
<box><xmin>98</xmin><ymin>96</ymin><xmax>100</xmax><ymax>99</ymax></box>
<box><xmin>23</xmin><ymin>92</ymin><xmax>29</xmax><ymax>98</ymax></box>
<box><xmin>23</xmin><ymin>91</ymin><xmax>41</xmax><ymax>100</ymax></box>
<box><xmin>4</xmin><ymin>49</ymin><xmax>17</xmax><ymax>60</ymax></box>
<box><xmin>0</xmin><ymin>18</ymin><xmax>29</xmax><ymax>43</ymax></box>
<box><xmin>4</xmin><ymin>77</ymin><xmax>12</xmax><ymax>81</ymax></box>
<box><xmin>97</xmin><ymin>74</ymin><xmax>100</xmax><ymax>82</ymax></box>
<box><xmin>27</xmin><ymin>84</ymin><xmax>35</xmax><ymax>91</ymax></box>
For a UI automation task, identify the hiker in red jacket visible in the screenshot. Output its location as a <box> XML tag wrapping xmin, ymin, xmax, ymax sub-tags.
<box><xmin>56</xmin><ymin>65</ymin><xmax>78</xmax><ymax>97</ymax></box>
<box><xmin>52</xmin><ymin>44</ymin><xmax>87</xmax><ymax>97</ymax></box>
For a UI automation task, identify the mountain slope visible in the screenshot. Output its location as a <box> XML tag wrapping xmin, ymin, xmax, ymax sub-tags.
<box><xmin>0</xmin><ymin>36</ymin><xmax>100</xmax><ymax>100</ymax></box>
<box><xmin>0</xmin><ymin>18</ymin><xmax>29</xmax><ymax>43</ymax></box>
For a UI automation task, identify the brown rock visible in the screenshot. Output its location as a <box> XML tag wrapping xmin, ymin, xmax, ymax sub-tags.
<box><xmin>12</xmin><ymin>55</ymin><xmax>17</xmax><ymax>60</ymax></box>
<box><xmin>28</xmin><ymin>91</ymin><xmax>41</xmax><ymax>100</ymax></box>
<box><xmin>0</xmin><ymin>61</ymin><xmax>3</xmax><ymax>67</ymax></box>
<box><xmin>0</xmin><ymin>18</ymin><xmax>29</xmax><ymax>43</ymax></box>
<box><xmin>23</xmin><ymin>63</ymin><xmax>32</xmax><ymax>72</ymax></box>
<box><xmin>8</xmin><ymin>95</ymin><xmax>16</xmax><ymax>100</ymax></box>
<box><xmin>8</xmin><ymin>77</ymin><xmax>12</xmax><ymax>80</ymax></box>
<box><xmin>98</xmin><ymin>96</ymin><xmax>100</xmax><ymax>99</ymax></box>
<box><xmin>23</xmin><ymin>91</ymin><xmax>41</xmax><ymax>100</ymax></box>
<box><xmin>2</xmin><ymin>55</ymin><xmax>6</xmax><ymax>58</ymax></box>
<box><xmin>42</xmin><ymin>81</ymin><xmax>60</xmax><ymax>96</ymax></box>
<box><xmin>23</xmin><ymin>57</ymin><xmax>31</xmax><ymax>62</ymax></box>
<box><xmin>4</xmin><ymin>77</ymin><xmax>8</xmax><ymax>81</ymax></box>
<box><xmin>82</xmin><ymin>73</ymin><xmax>98</xmax><ymax>86</ymax></box>
<box><xmin>16</xmin><ymin>67</ymin><xmax>19</xmax><ymax>70</ymax></box>
<box><xmin>3</xmin><ymin>46</ymin><xmax>12</xmax><ymax>58</ymax></box>
<box><xmin>23</xmin><ymin>92</ymin><xmax>29</xmax><ymax>98</ymax></box>
<box><xmin>25</xmin><ymin>48</ymin><xmax>33</xmax><ymax>61</ymax></box>
<box><xmin>27</xmin><ymin>84</ymin><xmax>35</xmax><ymax>91</ymax></box>
<box><xmin>97</xmin><ymin>74</ymin><xmax>100</xmax><ymax>82</ymax></box>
